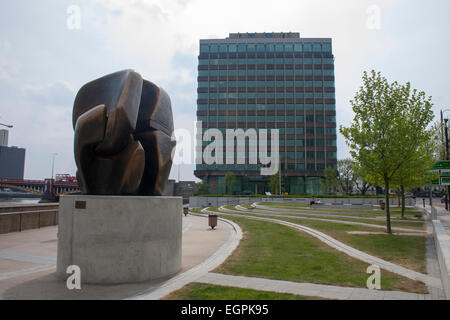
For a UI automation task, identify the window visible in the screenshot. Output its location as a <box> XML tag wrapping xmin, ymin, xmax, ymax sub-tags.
<box><xmin>296</xmin><ymin>115</ymin><xmax>304</xmax><ymax>122</ymax></box>
<box><xmin>296</xmin><ymin>140</ymin><xmax>304</xmax><ymax>147</ymax></box>
<box><xmin>200</xmin><ymin>44</ymin><xmax>209</xmax><ymax>54</ymax></box>
<box><xmin>304</xmin><ymin>43</ymin><xmax>312</xmax><ymax>52</ymax></box>
<box><xmin>294</xmin><ymin>44</ymin><xmax>302</xmax><ymax>52</ymax></box>
<box><xmin>326</xmin><ymin>116</ymin><xmax>336</xmax><ymax>123</ymax></box>
<box><xmin>210</xmin><ymin>44</ymin><xmax>218</xmax><ymax>53</ymax></box>
<box><xmin>326</xmin><ymin>128</ymin><xmax>337</xmax><ymax>135</ymax></box>
<box><xmin>229</xmin><ymin>44</ymin><xmax>237</xmax><ymax>52</ymax></box>
<box><xmin>307</xmin><ymin>151</ymin><xmax>315</xmax><ymax>159</ymax></box>
<box><xmin>327</xmin><ymin>139</ymin><xmax>336</xmax><ymax>146</ymax></box>
<box><xmin>306</xmin><ymin>139</ymin><xmax>315</xmax><ymax>147</ymax></box>
<box><xmin>296</xmin><ymin>128</ymin><xmax>304</xmax><ymax>135</ymax></box>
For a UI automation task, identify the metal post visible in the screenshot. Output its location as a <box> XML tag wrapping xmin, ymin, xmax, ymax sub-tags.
<box><xmin>51</xmin><ymin>153</ymin><xmax>57</xmax><ymax>180</ymax></box>
<box><xmin>429</xmin><ymin>187</ymin><xmax>433</xmax><ymax>207</ymax></box>
<box><xmin>445</xmin><ymin>118</ymin><xmax>450</xmax><ymax>211</ymax></box>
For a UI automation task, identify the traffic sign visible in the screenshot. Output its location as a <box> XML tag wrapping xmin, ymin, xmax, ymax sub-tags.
<box><xmin>431</xmin><ymin>161</ymin><xmax>450</xmax><ymax>171</ymax></box>
<box><xmin>441</xmin><ymin>177</ymin><xmax>450</xmax><ymax>186</ymax></box>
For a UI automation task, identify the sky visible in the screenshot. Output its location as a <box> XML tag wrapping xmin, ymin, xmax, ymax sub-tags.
<box><xmin>0</xmin><ymin>0</ymin><xmax>449</xmax><ymax>182</ymax></box>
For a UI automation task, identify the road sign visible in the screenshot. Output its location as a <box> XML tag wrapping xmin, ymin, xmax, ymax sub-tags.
<box><xmin>441</xmin><ymin>177</ymin><xmax>450</xmax><ymax>186</ymax></box>
<box><xmin>431</xmin><ymin>161</ymin><xmax>450</xmax><ymax>171</ymax></box>
<box><xmin>429</xmin><ymin>178</ymin><xmax>440</xmax><ymax>185</ymax></box>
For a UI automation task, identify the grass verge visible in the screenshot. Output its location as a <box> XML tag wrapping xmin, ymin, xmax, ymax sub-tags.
<box><xmin>213</xmin><ymin>216</ymin><xmax>427</xmax><ymax>294</ymax></box>
<box><xmin>163</xmin><ymin>283</ymin><xmax>325</xmax><ymax>300</ymax></box>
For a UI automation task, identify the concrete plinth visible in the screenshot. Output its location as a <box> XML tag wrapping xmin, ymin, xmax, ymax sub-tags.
<box><xmin>56</xmin><ymin>195</ymin><xmax>182</xmax><ymax>284</ymax></box>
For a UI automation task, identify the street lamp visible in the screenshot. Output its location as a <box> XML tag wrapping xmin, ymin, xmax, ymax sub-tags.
<box><xmin>51</xmin><ymin>153</ymin><xmax>58</xmax><ymax>180</ymax></box>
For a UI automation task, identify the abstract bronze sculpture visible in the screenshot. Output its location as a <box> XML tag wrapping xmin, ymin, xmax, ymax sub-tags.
<box><xmin>72</xmin><ymin>69</ymin><xmax>175</xmax><ymax>195</ymax></box>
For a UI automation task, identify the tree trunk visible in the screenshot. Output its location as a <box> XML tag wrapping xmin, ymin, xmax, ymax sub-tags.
<box><xmin>384</xmin><ymin>178</ymin><xmax>392</xmax><ymax>234</ymax></box>
<box><xmin>401</xmin><ymin>185</ymin><xmax>405</xmax><ymax>219</ymax></box>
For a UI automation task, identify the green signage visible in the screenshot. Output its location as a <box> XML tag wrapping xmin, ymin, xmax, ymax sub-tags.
<box><xmin>431</xmin><ymin>161</ymin><xmax>450</xmax><ymax>171</ymax></box>
<box><xmin>430</xmin><ymin>178</ymin><xmax>440</xmax><ymax>185</ymax></box>
<box><xmin>441</xmin><ymin>177</ymin><xmax>450</xmax><ymax>186</ymax></box>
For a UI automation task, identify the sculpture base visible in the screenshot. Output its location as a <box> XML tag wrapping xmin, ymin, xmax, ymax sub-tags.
<box><xmin>56</xmin><ymin>195</ymin><xmax>182</xmax><ymax>284</ymax></box>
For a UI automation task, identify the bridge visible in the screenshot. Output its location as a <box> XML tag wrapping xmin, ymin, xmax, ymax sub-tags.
<box><xmin>0</xmin><ymin>178</ymin><xmax>80</xmax><ymax>200</ymax></box>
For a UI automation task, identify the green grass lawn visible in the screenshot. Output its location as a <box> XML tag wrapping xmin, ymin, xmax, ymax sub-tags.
<box><xmin>261</xmin><ymin>202</ymin><xmax>423</xmax><ymax>219</ymax></box>
<box><xmin>209</xmin><ymin>205</ymin><xmax>428</xmax><ymax>274</ymax></box>
<box><xmin>163</xmin><ymin>283</ymin><xmax>325</xmax><ymax>300</ymax></box>
<box><xmin>222</xmin><ymin>205</ymin><xmax>425</xmax><ymax>231</ymax></box>
<box><xmin>213</xmin><ymin>216</ymin><xmax>427</xmax><ymax>293</ymax></box>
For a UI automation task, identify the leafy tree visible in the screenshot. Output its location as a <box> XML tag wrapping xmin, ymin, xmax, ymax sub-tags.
<box><xmin>337</xmin><ymin>159</ymin><xmax>356</xmax><ymax>195</ymax></box>
<box><xmin>353</xmin><ymin>162</ymin><xmax>372</xmax><ymax>196</ymax></box>
<box><xmin>224</xmin><ymin>171</ymin><xmax>236</xmax><ymax>195</ymax></box>
<box><xmin>322</xmin><ymin>166</ymin><xmax>338</xmax><ymax>194</ymax></box>
<box><xmin>392</xmin><ymin>139</ymin><xmax>435</xmax><ymax>218</ymax></box>
<box><xmin>269</xmin><ymin>171</ymin><xmax>281</xmax><ymax>195</ymax></box>
<box><xmin>340</xmin><ymin>70</ymin><xmax>433</xmax><ymax>233</ymax></box>
<box><xmin>197</xmin><ymin>178</ymin><xmax>209</xmax><ymax>195</ymax></box>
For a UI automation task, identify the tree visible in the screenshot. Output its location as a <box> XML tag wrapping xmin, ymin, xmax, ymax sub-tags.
<box><xmin>337</xmin><ymin>159</ymin><xmax>356</xmax><ymax>195</ymax></box>
<box><xmin>391</xmin><ymin>139</ymin><xmax>435</xmax><ymax>218</ymax></box>
<box><xmin>269</xmin><ymin>170</ymin><xmax>281</xmax><ymax>195</ymax></box>
<box><xmin>224</xmin><ymin>171</ymin><xmax>236</xmax><ymax>195</ymax></box>
<box><xmin>353</xmin><ymin>162</ymin><xmax>372</xmax><ymax>196</ymax></box>
<box><xmin>340</xmin><ymin>70</ymin><xmax>434</xmax><ymax>234</ymax></box>
<box><xmin>322</xmin><ymin>166</ymin><xmax>338</xmax><ymax>194</ymax></box>
<box><xmin>197</xmin><ymin>178</ymin><xmax>209</xmax><ymax>195</ymax></box>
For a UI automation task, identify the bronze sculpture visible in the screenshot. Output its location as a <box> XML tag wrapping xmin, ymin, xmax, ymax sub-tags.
<box><xmin>72</xmin><ymin>69</ymin><xmax>175</xmax><ymax>195</ymax></box>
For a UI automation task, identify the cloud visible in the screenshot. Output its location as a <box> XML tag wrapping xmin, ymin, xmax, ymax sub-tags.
<box><xmin>23</xmin><ymin>81</ymin><xmax>76</xmax><ymax>107</ymax></box>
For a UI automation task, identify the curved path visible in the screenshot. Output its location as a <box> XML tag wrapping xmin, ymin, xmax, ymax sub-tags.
<box><xmin>203</xmin><ymin>207</ymin><xmax>442</xmax><ymax>289</ymax></box>
<box><xmin>129</xmin><ymin>214</ymin><xmax>243</xmax><ymax>300</ymax></box>
<box><xmin>249</xmin><ymin>203</ymin><xmax>424</xmax><ymax>224</ymax></box>
<box><xmin>220</xmin><ymin>205</ymin><xmax>427</xmax><ymax>234</ymax></box>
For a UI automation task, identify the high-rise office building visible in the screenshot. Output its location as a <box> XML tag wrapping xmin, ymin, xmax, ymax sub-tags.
<box><xmin>195</xmin><ymin>32</ymin><xmax>337</xmax><ymax>195</ymax></box>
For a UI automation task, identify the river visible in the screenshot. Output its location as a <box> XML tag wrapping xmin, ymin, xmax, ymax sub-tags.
<box><xmin>0</xmin><ymin>198</ymin><xmax>42</xmax><ymax>205</ymax></box>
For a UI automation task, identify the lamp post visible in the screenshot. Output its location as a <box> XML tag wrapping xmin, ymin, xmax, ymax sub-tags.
<box><xmin>51</xmin><ymin>153</ymin><xmax>58</xmax><ymax>180</ymax></box>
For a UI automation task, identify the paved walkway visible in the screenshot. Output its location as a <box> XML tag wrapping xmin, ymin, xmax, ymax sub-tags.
<box><xmin>220</xmin><ymin>206</ymin><xmax>427</xmax><ymax>234</ymax></box>
<box><xmin>197</xmin><ymin>273</ymin><xmax>428</xmax><ymax>300</ymax></box>
<box><xmin>0</xmin><ymin>214</ymin><xmax>235</xmax><ymax>300</ymax></box>
<box><xmin>250</xmin><ymin>203</ymin><xmax>424</xmax><ymax>224</ymax></box>
<box><xmin>206</xmin><ymin>207</ymin><xmax>442</xmax><ymax>289</ymax></box>
<box><xmin>130</xmin><ymin>214</ymin><xmax>242</xmax><ymax>300</ymax></box>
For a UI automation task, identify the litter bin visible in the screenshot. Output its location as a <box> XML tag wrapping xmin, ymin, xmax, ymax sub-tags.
<box><xmin>183</xmin><ymin>207</ymin><xmax>189</xmax><ymax>216</ymax></box>
<box><xmin>379</xmin><ymin>201</ymin><xmax>385</xmax><ymax>210</ymax></box>
<box><xmin>208</xmin><ymin>214</ymin><xmax>218</xmax><ymax>230</ymax></box>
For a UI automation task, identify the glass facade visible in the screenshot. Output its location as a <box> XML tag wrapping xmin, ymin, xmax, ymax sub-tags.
<box><xmin>195</xmin><ymin>33</ymin><xmax>337</xmax><ymax>195</ymax></box>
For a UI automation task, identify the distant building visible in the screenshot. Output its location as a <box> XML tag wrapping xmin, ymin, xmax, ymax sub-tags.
<box><xmin>195</xmin><ymin>32</ymin><xmax>337</xmax><ymax>195</ymax></box>
<box><xmin>164</xmin><ymin>179</ymin><xmax>199</xmax><ymax>201</ymax></box>
<box><xmin>0</xmin><ymin>130</ymin><xmax>8</xmax><ymax>147</ymax></box>
<box><xmin>0</xmin><ymin>145</ymin><xmax>26</xmax><ymax>179</ymax></box>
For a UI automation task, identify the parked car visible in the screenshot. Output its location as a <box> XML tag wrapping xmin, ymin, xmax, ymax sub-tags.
<box><xmin>240</xmin><ymin>190</ymin><xmax>254</xmax><ymax>195</ymax></box>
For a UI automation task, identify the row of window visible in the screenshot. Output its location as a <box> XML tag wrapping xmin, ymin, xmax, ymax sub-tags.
<box><xmin>198</xmin><ymin>127</ymin><xmax>337</xmax><ymax>136</ymax></box>
<box><xmin>199</xmin><ymin>42</ymin><xmax>332</xmax><ymax>54</ymax></box>
<box><xmin>198</xmin><ymin>69</ymin><xmax>334</xmax><ymax>77</ymax></box>
<box><xmin>198</xmin><ymin>104</ymin><xmax>336</xmax><ymax>111</ymax></box>
<box><xmin>198</xmin><ymin>92</ymin><xmax>336</xmax><ymax>100</ymax></box>
<box><xmin>198</xmin><ymin>115</ymin><xmax>336</xmax><ymax>122</ymax></box>
<box><xmin>200</xmin><ymin>138</ymin><xmax>336</xmax><ymax>147</ymax></box>
<box><xmin>196</xmin><ymin>162</ymin><xmax>334</xmax><ymax>171</ymax></box>
<box><xmin>199</xmin><ymin>57</ymin><xmax>334</xmax><ymax>66</ymax></box>
<box><xmin>198</xmin><ymin>104</ymin><xmax>335</xmax><ymax>111</ymax></box>
<box><xmin>199</xmin><ymin>81</ymin><xmax>335</xmax><ymax>88</ymax></box>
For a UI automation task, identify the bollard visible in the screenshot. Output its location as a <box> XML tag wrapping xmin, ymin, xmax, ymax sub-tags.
<box><xmin>208</xmin><ymin>214</ymin><xmax>218</xmax><ymax>230</ymax></box>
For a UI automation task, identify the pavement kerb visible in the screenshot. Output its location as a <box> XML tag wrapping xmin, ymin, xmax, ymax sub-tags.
<box><xmin>127</xmin><ymin>213</ymin><xmax>242</xmax><ymax>300</ymax></box>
